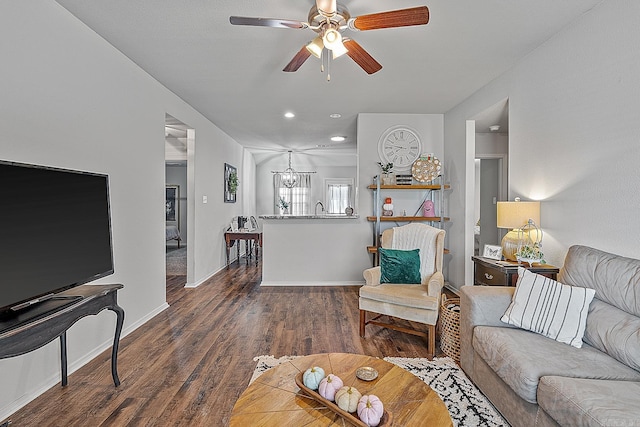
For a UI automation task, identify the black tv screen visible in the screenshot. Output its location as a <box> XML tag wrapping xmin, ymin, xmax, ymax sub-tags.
<box><xmin>0</xmin><ymin>160</ymin><xmax>114</xmax><ymax>316</ymax></box>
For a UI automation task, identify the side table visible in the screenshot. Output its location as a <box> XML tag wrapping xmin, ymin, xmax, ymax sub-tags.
<box><xmin>472</xmin><ymin>256</ymin><xmax>559</xmax><ymax>287</ymax></box>
<box><xmin>0</xmin><ymin>284</ymin><xmax>124</xmax><ymax>387</ymax></box>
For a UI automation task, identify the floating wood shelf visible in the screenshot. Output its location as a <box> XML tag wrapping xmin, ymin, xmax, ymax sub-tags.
<box><xmin>367</xmin><ymin>184</ymin><xmax>450</xmax><ymax>190</ymax></box>
<box><xmin>367</xmin><ymin>216</ymin><xmax>450</xmax><ymax>222</ymax></box>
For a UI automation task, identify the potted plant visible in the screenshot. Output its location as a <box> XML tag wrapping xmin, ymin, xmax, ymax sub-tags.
<box><xmin>228</xmin><ymin>171</ymin><xmax>238</xmax><ymax>194</ymax></box>
<box><xmin>377</xmin><ymin>162</ymin><xmax>394</xmax><ymax>185</ymax></box>
<box><xmin>516</xmin><ymin>242</ymin><xmax>545</xmax><ymax>266</ymax></box>
<box><xmin>278</xmin><ymin>197</ymin><xmax>290</xmax><ymax>214</ymax></box>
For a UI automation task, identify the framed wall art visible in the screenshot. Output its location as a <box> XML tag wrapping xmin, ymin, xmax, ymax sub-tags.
<box><xmin>166</xmin><ymin>185</ymin><xmax>179</xmax><ymax>222</ymax></box>
<box><xmin>224</xmin><ymin>163</ymin><xmax>237</xmax><ymax>203</ymax></box>
<box><xmin>483</xmin><ymin>244</ymin><xmax>503</xmax><ymax>260</ymax></box>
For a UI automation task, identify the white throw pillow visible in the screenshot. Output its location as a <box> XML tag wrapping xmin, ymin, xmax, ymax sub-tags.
<box><xmin>501</xmin><ymin>268</ymin><xmax>595</xmax><ymax>348</ymax></box>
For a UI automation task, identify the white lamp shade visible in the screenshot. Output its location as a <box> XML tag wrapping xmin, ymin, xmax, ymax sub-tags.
<box><xmin>496</xmin><ymin>201</ymin><xmax>540</xmax><ymax>229</ymax></box>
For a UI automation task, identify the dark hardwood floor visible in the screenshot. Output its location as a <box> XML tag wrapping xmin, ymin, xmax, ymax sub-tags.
<box><xmin>4</xmin><ymin>257</ymin><xmax>440</xmax><ymax>426</ymax></box>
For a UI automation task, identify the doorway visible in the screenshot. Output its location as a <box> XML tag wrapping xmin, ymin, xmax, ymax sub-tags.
<box><xmin>474</xmin><ymin>158</ymin><xmax>503</xmax><ymax>255</ymax></box>
<box><xmin>165</xmin><ymin>114</ymin><xmax>194</xmax><ymax>286</ymax></box>
<box><xmin>465</xmin><ymin>99</ymin><xmax>509</xmax><ymax>285</ymax></box>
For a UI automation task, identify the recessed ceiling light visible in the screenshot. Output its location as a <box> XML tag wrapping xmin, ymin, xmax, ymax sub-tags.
<box><xmin>330</xmin><ymin>136</ymin><xmax>346</xmax><ymax>142</ymax></box>
<box><xmin>489</xmin><ymin>125</ymin><xmax>500</xmax><ymax>132</ymax></box>
<box><xmin>284</xmin><ymin>112</ymin><xmax>295</xmax><ymax>118</ymax></box>
<box><xmin>329</xmin><ymin>113</ymin><xmax>341</xmax><ymax>119</ymax></box>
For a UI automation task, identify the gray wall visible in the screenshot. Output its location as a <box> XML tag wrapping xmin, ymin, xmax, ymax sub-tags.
<box><xmin>444</xmin><ymin>0</ymin><xmax>640</xmax><ymax>289</ymax></box>
<box><xmin>0</xmin><ymin>1</ymin><xmax>252</xmax><ymax>417</ymax></box>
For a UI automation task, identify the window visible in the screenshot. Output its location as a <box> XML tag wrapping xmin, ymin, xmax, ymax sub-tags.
<box><xmin>325</xmin><ymin>178</ymin><xmax>354</xmax><ymax>215</ymax></box>
<box><xmin>274</xmin><ymin>173</ymin><xmax>312</xmax><ymax>215</ymax></box>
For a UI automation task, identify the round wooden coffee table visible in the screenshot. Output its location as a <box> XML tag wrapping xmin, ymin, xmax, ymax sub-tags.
<box><xmin>230</xmin><ymin>353</ymin><xmax>453</xmax><ymax>426</ymax></box>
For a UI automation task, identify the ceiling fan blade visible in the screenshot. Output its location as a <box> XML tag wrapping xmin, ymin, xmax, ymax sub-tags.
<box><xmin>351</xmin><ymin>6</ymin><xmax>429</xmax><ymax>31</ymax></box>
<box><xmin>343</xmin><ymin>39</ymin><xmax>382</xmax><ymax>74</ymax></box>
<box><xmin>283</xmin><ymin>46</ymin><xmax>312</xmax><ymax>72</ymax></box>
<box><xmin>229</xmin><ymin>16</ymin><xmax>306</xmax><ymax>29</ymax></box>
<box><xmin>316</xmin><ymin>0</ymin><xmax>337</xmax><ymax>16</ymax></box>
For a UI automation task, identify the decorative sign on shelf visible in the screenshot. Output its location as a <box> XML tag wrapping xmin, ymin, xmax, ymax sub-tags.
<box><xmin>395</xmin><ymin>174</ymin><xmax>413</xmax><ymax>185</ymax></box>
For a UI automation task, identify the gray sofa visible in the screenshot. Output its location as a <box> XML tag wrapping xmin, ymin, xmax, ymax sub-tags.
<box><xmin>460</xmin><ymin>245</ymin><xmax>640</xmax><ymax>426</ymax></box>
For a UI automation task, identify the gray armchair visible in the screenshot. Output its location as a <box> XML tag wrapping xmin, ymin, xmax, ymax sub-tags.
<box><xmin>360</xmin><ymin>223</ymin><xmax>445</xmax><ymax>358</ymax></box>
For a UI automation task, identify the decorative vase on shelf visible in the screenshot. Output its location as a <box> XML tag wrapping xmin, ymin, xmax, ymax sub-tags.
<box><xmin>381</xmin><ymin>173</ymin><xmax>395</xmax><ymax>185</ymax></box>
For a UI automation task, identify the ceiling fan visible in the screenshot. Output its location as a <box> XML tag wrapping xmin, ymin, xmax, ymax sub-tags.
<box><xmin>230</xmin><ymin>1</ymin><xmax>429</xmax><ymax>78</ymax></box>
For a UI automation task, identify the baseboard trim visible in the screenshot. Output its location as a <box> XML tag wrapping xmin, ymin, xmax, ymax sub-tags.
<box><xmin>260</xmin><ymin>281</ymin><xmax>364</xmax><ymax>287</ymax></box>
<box><xmin>184</xmin><ymin>266</ymin><xmax>225</xmax><ymax>288</ymax></box>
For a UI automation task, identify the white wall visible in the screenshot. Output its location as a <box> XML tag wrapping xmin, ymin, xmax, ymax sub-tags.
<box><xmin>0</xmin><ymin>1</ymin><xmax>251</xmax><ymax>418</ymax></box>
<box><xmin>444</xmin><ymin>0</ymin><xmax>640</xmax><ymax>289</ymax></box>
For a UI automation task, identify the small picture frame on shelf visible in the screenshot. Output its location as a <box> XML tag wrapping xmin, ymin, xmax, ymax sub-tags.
<box><xmin>483</xmin><ymin>244</ymin><xmax>503</xmax><ymax>260</ymax></box>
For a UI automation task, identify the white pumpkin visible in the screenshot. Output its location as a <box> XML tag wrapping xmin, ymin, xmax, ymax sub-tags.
<box><xmin>335</xmin><ymin>386</ymin><xmax>362</xmax><ymax>413</ymax></box>
<box><xmin>357</xmin><ymin>395</ymin><xmax>384</xmax><ymax>427</ymax></box>
<box><xmin>318</xmin><ymin>374</ymin><xmax>344</xmax><ymax>401</ymax></box>
<box><xmin>302</xmin><ymin>366</ymin><xmax>325</xmax><ymax>390</ymax></box>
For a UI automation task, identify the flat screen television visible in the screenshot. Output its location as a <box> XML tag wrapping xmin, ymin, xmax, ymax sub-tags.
<box><xmin>0</xmin><ymin>160</ymin><xmax>114</xmax><ymax>318</ymax></box>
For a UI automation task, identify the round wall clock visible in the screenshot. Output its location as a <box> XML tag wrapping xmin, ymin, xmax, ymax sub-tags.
<box><xmin>378</xmin><ymin>126</ymin><xmax>422</xmax><ymax>171</ymax></box>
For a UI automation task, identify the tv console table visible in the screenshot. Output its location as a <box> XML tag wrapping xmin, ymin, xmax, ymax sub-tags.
<box><xmin>0</xmin><ymin>284</ymin><xmax>124</xmax><ymax>387</ymax></box>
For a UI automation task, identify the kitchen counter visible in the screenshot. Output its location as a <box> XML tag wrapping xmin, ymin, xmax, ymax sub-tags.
<box><xmin>259</xmin><ymin>214</ymin><xmax>359</xmax><ymax>220</ymax></box>
<box><xmin>258</xmin><ymin>215</ymin><xmax>369</xmax><ymax>286</ymax></box>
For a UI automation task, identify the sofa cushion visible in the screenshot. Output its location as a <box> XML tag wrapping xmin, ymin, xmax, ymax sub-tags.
<box><xmin>359</xmin><ymin>284</ymin><xmax>438</xmax><ymax>310</ymax></box>
<box><xmin>379</xmin><ymin>248</ymin><xmax>421</xmax><ymax>284</ymax></box>
<box><xmin>538</xmin><ymin>376</ymin><xmax>640</xmax><ymax>427</ymax></box>
<box><xmin>501</xmin><ymin>268</ymin><xmax>595</xmax><ymax>348</ymax></box>
<box><xmin>559</xmin><ymin>245</ymin><xmax>640</xmax><ymax>317</ymax></box>
<box><xmin>582</xmin><ymin>298</ymin><xmax>640</xmax><ymax>372</ymax></box>
<box><xmin>472</xmin><ymin>326</ymin><xmax>640</xmax><ymax>404</ymax></box>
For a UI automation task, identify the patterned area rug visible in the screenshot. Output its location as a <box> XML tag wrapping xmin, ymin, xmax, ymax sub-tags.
<box><xmin>252</xmin><ymin>355</ymin><xmax>509</xmax><ymax>427</ymax></box>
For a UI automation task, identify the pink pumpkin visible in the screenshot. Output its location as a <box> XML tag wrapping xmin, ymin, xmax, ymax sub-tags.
<box><xmin>357</xmin><ymin>395</ymin><xmax>384</xmax><ymax>427</ymax></box>
<box><xmin>318</xmin><ymin>374</ymin><xmax>344</xmax><ymax>401</ymax></box>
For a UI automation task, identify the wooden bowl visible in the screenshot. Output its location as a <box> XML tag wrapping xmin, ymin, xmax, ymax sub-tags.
<box><xmin>295</xmin><ymin>372</ymin><xmax>392</xmax><ymax>426</ymax></box>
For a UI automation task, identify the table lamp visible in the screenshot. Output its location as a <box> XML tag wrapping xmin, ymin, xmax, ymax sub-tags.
<box><xmin>496</xmin><ymin>198</ymin><xmax>541</xmax><ymax>261</ymax></box>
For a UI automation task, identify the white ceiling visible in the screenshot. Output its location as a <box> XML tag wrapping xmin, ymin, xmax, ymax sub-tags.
<box><xmin>56</xmin><ymin>0</ymin><xmax>602</xmax><ymax>161</ymax></box>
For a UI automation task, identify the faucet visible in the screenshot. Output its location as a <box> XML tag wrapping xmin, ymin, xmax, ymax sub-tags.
<box><xmin>315</xmin><ymin>201</ymin><xmax>325</xmax><ymax>216</ymax></box>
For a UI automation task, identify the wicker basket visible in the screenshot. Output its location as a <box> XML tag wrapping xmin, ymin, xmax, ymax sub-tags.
<box><xmin>440</xmin><ymin>295</ymin><xmax>461</xmax><ymax>362</ymax></box>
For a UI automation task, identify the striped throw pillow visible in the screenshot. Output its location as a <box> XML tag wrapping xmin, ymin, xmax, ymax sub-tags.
<box><xmin>501</xmin><ymin>267</ymin><xmax>595</xmax><ymax>348</ymax></box>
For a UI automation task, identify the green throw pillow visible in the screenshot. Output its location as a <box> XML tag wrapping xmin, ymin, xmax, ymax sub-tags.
<box><xmin>379</xmin><ymin>248</ymin><xmax>421</xmax><ymax>284</ymax></box>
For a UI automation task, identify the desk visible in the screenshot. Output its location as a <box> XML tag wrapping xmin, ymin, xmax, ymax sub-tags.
<box><xmin>225</xmin><ymin>230</ymin><xmax>262</xmax><ymax>268</ymax></box>
<box><xmin>472</xmin><ymin>256</ymin><xmax>559</xmax><ymax>286</ymax></box>
<box><xmin>230</xmin><ymin>353</ymin><xmax>452</xmax><ymax>426</ymax></box>
<box><xmin>0</xmin><ymin>284</ymin><xmax>124</xmax><ymax>387</ymax></box>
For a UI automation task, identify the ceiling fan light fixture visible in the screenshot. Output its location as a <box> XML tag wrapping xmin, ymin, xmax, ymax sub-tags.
<box><xmin>316</xmin><ymin>0</ymin><xmax>337</xmax><ymax>17</ymax></box>
<box><xmin>305</xmin><ymin>36</ymin><xmax>324</xmax><ymax>58</ymax></box>
<box><xmin>323</xmin><ymin>28</ymin><xmax>342</xmax><ymax>49</ymax></box>
<box><xmin>331</xmin><ymin>41</ymin><xmax>348</xmax><ymax>59</ymax></box>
